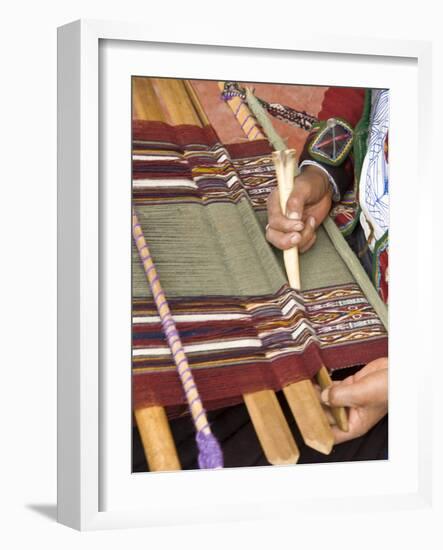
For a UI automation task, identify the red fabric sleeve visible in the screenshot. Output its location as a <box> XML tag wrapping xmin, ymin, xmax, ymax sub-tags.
<box><xmin>300</xmin><ymin>87</ymin><xmax>366</xmax><ymax>198</ymax></box>
<box><xmin>318</xmin><ymin>87</ymin><xmax>365</xmax><ymax>126</ymax></box>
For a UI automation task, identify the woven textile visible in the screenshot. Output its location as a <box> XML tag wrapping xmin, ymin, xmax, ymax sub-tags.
<box><xmin>132</xmin><ymin>120</ymin><xmax>388</xmax><ymax>415</ymax></box>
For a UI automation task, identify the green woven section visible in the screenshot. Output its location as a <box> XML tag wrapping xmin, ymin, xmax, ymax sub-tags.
<box><xmin>323</xmin><ymin>216</ymin><xmax>388</xmax><ymax>329</ymax></box>
<box><xmin>132</xmin><ymin>199</ymin><xmax>286</xmax><ymax>298</ymax></box>
<box><xmin>255</xmin><ymin>211</ymin><xmax>354</xmax><ymax>290</ymax></box>
<box><xmin>133</xmin><ymin>202</ymin><xmax>354</xmax><ymax>298</ymax></box>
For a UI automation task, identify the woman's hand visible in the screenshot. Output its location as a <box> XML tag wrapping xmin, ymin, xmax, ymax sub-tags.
<box><xmin>321</xmin><ymin>358</ymin><xmax>388</xmax><ymax>444</ymax></box>
<box><xmin>266</xmin><ymin>165</ymin><xmax>332</xmax><ymax>253</ymax></box>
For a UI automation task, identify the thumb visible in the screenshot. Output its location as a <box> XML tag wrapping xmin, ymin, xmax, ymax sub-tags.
<box><xmin>321</xmin><ymin>379</ymin><xmax>374</xmax><ymax>408</ymax></box>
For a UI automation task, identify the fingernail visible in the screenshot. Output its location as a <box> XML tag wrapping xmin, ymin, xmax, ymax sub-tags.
<box><xmin>321</xmin><ymin>388</ymin><xmax>330</xmax><ymax>405</ymax></box>
<box><xmin>309</xmin><ymin>216</ymin><xmax>316</xmax><ymax>228</ymax></box>
<box><xmin>293</xmin><ymin>222</ymin><xmax>304</xmax><ymax>231</ymax></box>
<box><xmin>290</xmin><ymin>233</ymin><xmax>301</xmax><ymax>244</ymax></box>
<box><xmin>287</xmin><ymin>211</ymin><xmax>301</xmax><ymax>220</ymax></box>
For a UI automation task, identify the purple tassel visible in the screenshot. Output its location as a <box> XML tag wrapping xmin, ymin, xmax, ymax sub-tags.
<box><xmin>196</xmin><ymin>430</ymin><xmax>224</xmax><ymax>469</ymax></box>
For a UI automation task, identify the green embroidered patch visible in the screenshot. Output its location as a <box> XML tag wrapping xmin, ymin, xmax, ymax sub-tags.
<box><xmin>308</xmin><ymin>117</ymin><xmax>354</xmax><ymax>166</ymax></box>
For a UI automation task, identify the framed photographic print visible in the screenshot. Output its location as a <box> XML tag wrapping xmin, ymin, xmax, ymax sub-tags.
<box><xmin>57</xmin><ymin>19</ymin><xmax>434</xmax><ymax>531</ymax></box>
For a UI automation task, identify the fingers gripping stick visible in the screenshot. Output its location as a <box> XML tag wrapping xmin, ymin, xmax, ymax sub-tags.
<box><xmin>272</xmin><ymin>150</ymin><xmax>348</xmax><ymax>449</ymax></box>
<box><xmin>272</xmin><ymin>150</ymin><xmax>301</xmax><ymax>291</ymax></box>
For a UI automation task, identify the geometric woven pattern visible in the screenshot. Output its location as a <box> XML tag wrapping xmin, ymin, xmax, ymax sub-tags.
<box><xmin>308</xmin><ymin>117</ymin><xmax>354</xmax><ymax>166</ymax></box>
<box><xmin>133</xmin><ymin>283</ymin><xmax>387</xmax><ymax>415</ymax></box>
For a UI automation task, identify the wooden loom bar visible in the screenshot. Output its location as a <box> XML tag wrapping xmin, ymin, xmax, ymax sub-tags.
<box><xmin>243</xmin><ymin>391</ymin><xmax>300</xmax><ymax>465</ymax></box>
<box><xmin>183</xmin><ymin>80</ymin><xmax>212</xmax><ymax>127</ymax></box>
<box><xmin>151</xmin><ymin>78</ymin><xmax>201</xmax><ymax>126</ymax></box>
<box><xmin>131</xmin><ymin>77</ymin><xmax>182</xmax><ymax>471</ymax></box>
<box><xmin>316</xmin><ymin>367</ymin><xmax>348</xmax><ymax>431</ymax></box>
<box><xmin>217</xmin><ymin>81</ymin><xmax>266</xmax><ymax>140</ymax></box>
<box><xmin>134</xmin><ymin>406</ymin><xmax>181</xmax><ymax>471</ymax></box>
<box><xmin>132</xmin><ymin>77</ymin><xmax>166</xmax><ymax>122</ymax></box>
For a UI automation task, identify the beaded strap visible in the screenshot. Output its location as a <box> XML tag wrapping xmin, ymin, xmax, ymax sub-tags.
<box><xmin>221</xmin><ymin>81</ymin><xmax>317</xmax><ymax>131</ymax></box>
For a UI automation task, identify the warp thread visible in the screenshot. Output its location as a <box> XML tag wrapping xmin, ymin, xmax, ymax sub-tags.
<box><xmin>132</xmin><ymin>208</ymin><xmax>224</xmax><ymax>469</ymax></box>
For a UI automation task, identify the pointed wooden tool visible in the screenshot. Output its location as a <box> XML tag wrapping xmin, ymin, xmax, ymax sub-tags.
<box><xmin>316</xmin><ymin>367</ymin><xmax>349</xmax><ymax>431</ymax></box>
<box><xmin>241</xmin><ymin>87</ymin><xmax>347</xmax><ymax>436</ymax></box>
<box><xmin>244</xmin><ymin>390</ymin><xmax>300</xmax><ymax>465</ymax></box>
<box><xmin>286</xmin><ymin>150</ymin><xmax>348</xmax><ymax>432</ymax></box>
<box><xmin>273</xmin><ymin>149</ymin><xmax>344</xmax><ymax>453</ymax></box>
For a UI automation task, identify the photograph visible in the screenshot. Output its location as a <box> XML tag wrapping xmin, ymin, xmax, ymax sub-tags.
<box><xmin>130</xmin><ymin>77</ymin><xmax>389</xmax><ymax>472</ymax></box>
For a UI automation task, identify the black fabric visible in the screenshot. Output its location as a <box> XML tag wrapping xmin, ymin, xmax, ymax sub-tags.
<box><xmin>132</xmin><ymin>366</ymin><xmax>388</xmax><ymax>472</ymax></box>
<box><xmin>346</xmin><ymin>224</ymin><xmax>374</xmax><ymax>281</ymax></box>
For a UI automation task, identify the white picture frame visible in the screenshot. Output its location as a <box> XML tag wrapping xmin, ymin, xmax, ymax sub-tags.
<box><xmin>57</xmin><ymin>19</ymin><xmax>435</xmax><ymax>531</ymax></box>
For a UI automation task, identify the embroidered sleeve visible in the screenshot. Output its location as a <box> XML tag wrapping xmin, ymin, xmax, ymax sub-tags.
<box><xmin>299</xmin><ymin>87</ymin><xmax>365</xmax><ymax>200</ymax></box>
<box><xmin>299</xmin><ymin>159</ymin><xmax>341</xmax><ymax>201</ymax></box>
<box><xmin>299</xmin><ymin>130</ymin><xmax>355</xmax><ymax>201</ymax></box>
